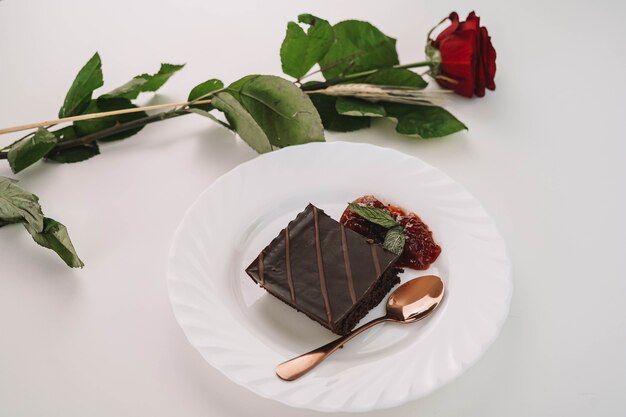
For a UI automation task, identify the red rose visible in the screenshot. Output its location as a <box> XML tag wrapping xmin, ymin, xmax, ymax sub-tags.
<box><xmin>428</xmin><ymin>11</ymin><xmax>496</xmax><ymax>98</ymax></box>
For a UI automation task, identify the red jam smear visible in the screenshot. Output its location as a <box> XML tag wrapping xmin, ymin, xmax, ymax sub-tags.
<box><xmin>340</xmin><ymin>195</ymin><xmax>441</xmax><ymax>270</ymax></box>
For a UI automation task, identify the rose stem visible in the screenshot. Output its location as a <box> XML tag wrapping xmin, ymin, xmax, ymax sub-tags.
<box><xmin>0</xmin><ymin>99</ymin><xmax>213</xmax><ymax>136</ymax></box>
<box><xmin>300</xmin><ymin>60</ymin><xmax>432</xmax><ymax>91</ymax></box>
<box><xmin>0</xmin><ymin>109</ymin><xmax>191</xmax><ymax>159</ymax></box>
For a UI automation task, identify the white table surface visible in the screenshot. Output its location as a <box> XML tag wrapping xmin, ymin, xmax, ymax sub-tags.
<box><xmin>1</xmin><ymin>0</ymin><xmax>625</xmax><ymax>416</ymax></box>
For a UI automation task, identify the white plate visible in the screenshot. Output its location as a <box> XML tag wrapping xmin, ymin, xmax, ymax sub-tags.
<box><xmin>167</xmin><ymin>142</ymin><xmax>512</xmax><ymax>412</ymax></box>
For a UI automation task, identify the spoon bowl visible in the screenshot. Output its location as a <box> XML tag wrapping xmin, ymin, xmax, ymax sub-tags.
<box><xmin>386</xmin><ymin>275</ymin><xmax>445</xmax><ymax>322</ymax></box>
<box><xmin>276</xmin><ymin>275</ymin><xmax>445</xmax><ymax>381</ymax></box>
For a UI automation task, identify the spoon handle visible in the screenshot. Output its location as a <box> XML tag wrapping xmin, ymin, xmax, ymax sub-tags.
<box><xmin>275</xmin><ymin>316</ymin><xmax>392</xmax><ymax>381</ymax></box>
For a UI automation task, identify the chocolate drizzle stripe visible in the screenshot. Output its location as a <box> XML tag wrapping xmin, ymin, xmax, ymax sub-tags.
<box><xmin>340</xmin><ymin>225</ymin><xmax>357</xmax><ymax>304</ymax></box>
<box><xmin>284</xmin><ymin>226</ymin><xmax>296</xmax><ymax>303</ymax></box>
<box><xmin>258</xmin><ymin>252</ymin><xmax>265</xmax><ymax>287</ymax></box>
<box><xmin>312</xmin><ymin>207</ymin><xmax>333</xmax><ymax>325</ymax></box>
<box><xmin>370</xmin><ymin>245</ymin><xmax>381</xmax><ymax>278</ymax></box>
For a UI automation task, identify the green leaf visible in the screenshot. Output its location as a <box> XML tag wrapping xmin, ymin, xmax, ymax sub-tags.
<box><xmin>188</xmin><ymin>79</ymin><xmax>224</xmax><ymax>111</ymax></box>
<box><xmin>347</xmin><ymin>203</ymin><xmax>398</xmax><ymax>228</ymax></box>
<box><xmin>7</xmin><ymin>128</ymin><xmax>57</xmax><ymax>173</ymax></box>
<box><xmin>46</xmin><ymin>143</ymin><xmax>100</xmax><ymax>163</ymax></box>
<box><xmin>74</xmin><ymin>97</ymin><xmax>148</xmax><ymax>142</ymax></box>
<box><xmin>101</xmin><ymin>78</ymin><xmax>145</xmax><ymax>99</ymax></box>
<box><xmin>45</xmin><ymin>126</ymin><xmax>100</xmax><ymax>163</ymax></box>
<box><xmin>187</xmin><ymin>108</ymin><xmax>232</xmax><ymax>130</ymax></box>
<box><xmin>364</xmin><ymin>68</ymin><xmax>427</xmax><ymax>88</ymax></box>
<box><xmin>319</xmin><ymin>20</ymin><xmax>398</xmax><ymax>80</ymax></box>
<box><xmin>307</xmin><ymin>91</ymin><xmax>370</xmax><ymax>132</ymax></box>
<box><xmin>385</xmin><ymin>103</ymin><xmax>467</xmax><ymax>138</ymax></box>
<box><xmin>383</xmin><ymin>226</ymin><xmax>406</xmax><ymax>255</ymax></box>
<box><xmin>0</xmin><ymin>218</ymin><xmax>21</xmax><ymax>228</ymax></box>
<box><xmin>138</xmin><ymin>63</ymin><xmax>185</xmax><ymax>91</ymax></box>
<box><xmin>212</xmin><ymin>92</ymin><xmax>272</xmax><ymax>153</ymax></box>
<box><xmin>24</xmin><ymin>217</ymin><xmax>84</xmax><ymax>268</ymax></box>
<box><xmin>51</xmin><ymin>125</ymin><xmax>78</xmax><ymax>141</ymax></box>
<box><xmin>102</xmin><ymin>63</ymin><xmax>185</xmax><ymax>99</ymax></box>
<box><xmin>0</xmin><ymin>176</ymin><xmax>44</xmax><ymax>232</ymax></box>
<box><xmin>280</xmin><ymin>14</ymin><xmax>334</xmax><ymax>78</ymax></box>
<box><xmin>59</xmin><ymin>52</ymin><xmax>104</xmax><ymax>117</ymax></box>
<box><xmin>228</xmin><ymin>75</ymin><xmax>325</xmax><ymax>147</ymax></box>
<box><xmin>0</xmin><ymin>179</ymin><xmax>82</xmax><ymax>267</ymax></box>
<box><xmin>225</xmin><ymin>74</ymin><xmax>259</xmax><ymax>104</ymax></box>
<box><xmin>335</xmin><ymin>97</ymin><xmax>386</xmax><ymax>117</ymax></box>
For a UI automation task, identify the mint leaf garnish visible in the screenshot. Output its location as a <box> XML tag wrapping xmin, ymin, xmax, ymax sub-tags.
<box><xmin>347</xmin><ymin>202</ymin><xmax>407</xmax><ymax>255</ymax></box>
<box><xmin>383</xmin><ymin>226</ymin><xmax>405</xmax><ymax>255</ymax></box>
<box><xmin>347</xmin><ymin>203</ymin><xmax>398</xmax><ymax>229</ymax></box>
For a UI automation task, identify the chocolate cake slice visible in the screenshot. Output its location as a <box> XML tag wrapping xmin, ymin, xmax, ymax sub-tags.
<box><xmin>245</xmin><ymin>204</ymin><xmax>402</xmax><ymax>335</ymax></box>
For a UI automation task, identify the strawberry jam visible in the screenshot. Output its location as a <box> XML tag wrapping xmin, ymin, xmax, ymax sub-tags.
<box><xmin>340</xmin><ymin>195</ymin><xmax>441</xmax><ymax>270</ymax></box>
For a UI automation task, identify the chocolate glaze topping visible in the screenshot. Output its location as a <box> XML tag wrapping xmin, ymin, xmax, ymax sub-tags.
<box><xmin>284</xmin><ymin>227</ymin><xmax>295</xmax><ymax>303</ymax></box>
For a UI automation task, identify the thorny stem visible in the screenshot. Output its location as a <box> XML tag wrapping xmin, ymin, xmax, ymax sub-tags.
<box><xmin>0</xmin><ymin>89</ymin><xmax>227</xmax><ymax>160</ymax></box>
<box><xmin>0</xmin><ymin>130</ymin><xmax>38</xmax><ymax>153</ymax></box>
<box><xmin>0</xmin><ymin>109</ymin><xmax>190</xmax><ymax>160</ymax></box>
<box><xmin>56</xmin><ymin>111</ymin><xmax>187</xmax><ymax>150</ymax></box>
<box><xmin>0</xmin><ymin>61</ymin><xmax>432</xmax><ymax>161</ymax></box>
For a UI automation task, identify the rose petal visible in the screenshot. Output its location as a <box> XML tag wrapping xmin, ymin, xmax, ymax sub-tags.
<box><xmin>434</xmin><ymin>12</ymin><xmax>460</xmax><ymax>47</ymax></box>
<box><xmin>437</xmin><ymin>31</ymin><xmax>476</xmax><ymax>97</ymax></box>
<box><xmin>458</xmin><ymin>12</ymin><xmax>483</xmax><ymax>96</ymax></box>
<box><xmin>474</xmin><ymin>60</ymin><xmax>486</xmax><ymax>97</ymax></box>
<box><xmin>480</xmin><ymin>26</ymin><xmax>497</xmax><ymax>90</ymax></box>
<box><xmin>459</xmin><ymin>11</ymin><xmax>480</xmax><ymax>32</ymax></box>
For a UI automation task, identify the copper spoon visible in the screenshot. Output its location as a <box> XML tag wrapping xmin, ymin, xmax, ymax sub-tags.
<box><xmin>276</xmin><ymin>275</ymin><xmax>445</xmax><ymax>381</ymax></box>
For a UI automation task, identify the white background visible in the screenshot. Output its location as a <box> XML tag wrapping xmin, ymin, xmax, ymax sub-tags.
<box><xmin>1</xmin><ymin>0</ymin><xmax>625</xmax><ymax>416</ymax></box>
